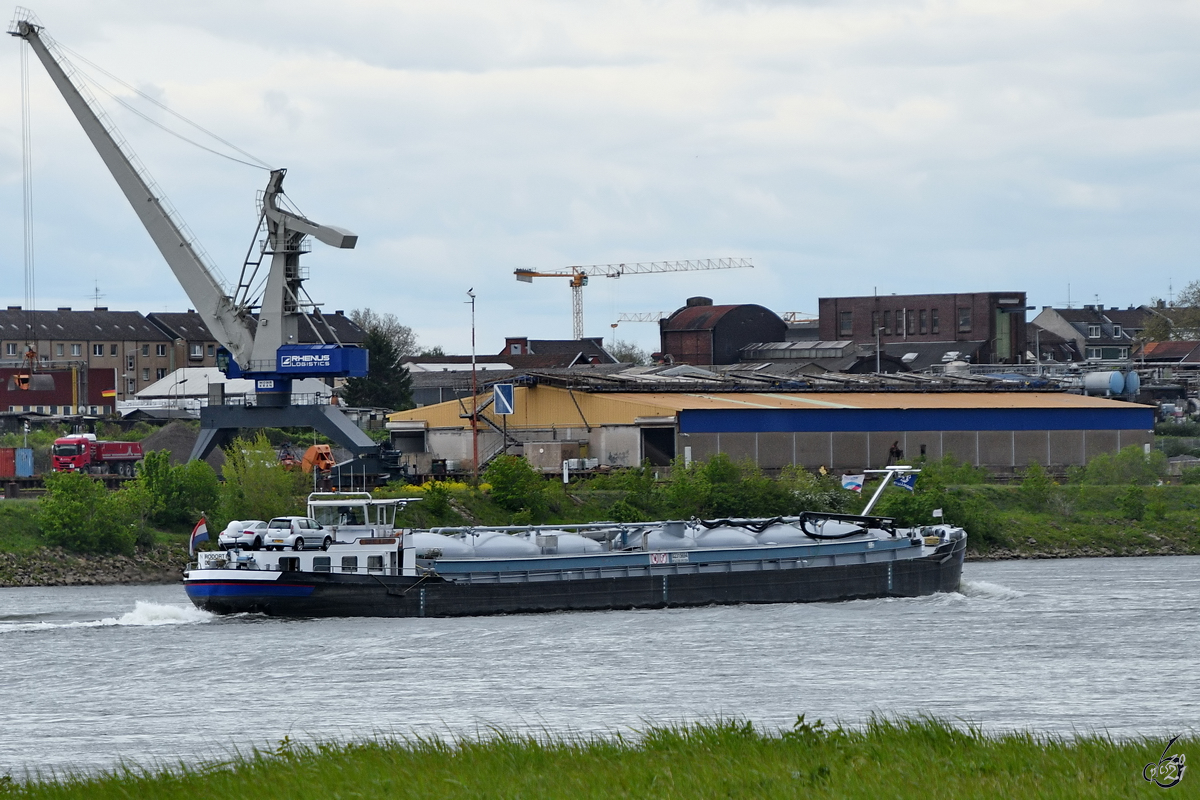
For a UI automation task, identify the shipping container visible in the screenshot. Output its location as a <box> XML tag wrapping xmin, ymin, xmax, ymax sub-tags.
<box><xmin>15</xmin><ymin>447</ymin><xmax>33</xmax><ymax>478</ymax></box>
<box><xmin>0</xmin><ymin>448</ymin><xmax>14</xmax><ymax>478</ymax></box>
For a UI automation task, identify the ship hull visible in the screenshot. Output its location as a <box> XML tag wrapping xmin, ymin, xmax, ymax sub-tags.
<box><xmin>185</xmin><ymin>535</ymin><xmax>965</xmax><ymax>618</ymax></box>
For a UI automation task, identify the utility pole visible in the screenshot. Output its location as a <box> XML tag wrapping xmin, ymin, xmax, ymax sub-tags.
<box><xmin>467</xmin><ymin>288</ymin><xmax>478</xmax><ymax>484</ymax></box>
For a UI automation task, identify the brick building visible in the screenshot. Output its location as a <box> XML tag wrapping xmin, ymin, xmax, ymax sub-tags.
<box><xmin>818</xmin><ymin>292</ymin><xmax>1029</xmax><ymax>365</ymax></box>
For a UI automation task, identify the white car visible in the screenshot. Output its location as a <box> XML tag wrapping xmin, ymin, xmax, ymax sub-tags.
<box><xmin>263</xmin><ymin>516</ymin><xmax>332</xmax><ymax>551</ymax></box>
<box><xmin>218</xmin><ymin>520</ymin><xmax>268</xmax><ymax>551</ymax></box>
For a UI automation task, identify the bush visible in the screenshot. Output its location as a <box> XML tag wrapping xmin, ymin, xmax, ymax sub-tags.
<box><xmin>1118</xmin><ymin>484</ymin><xmax>1146</xmax><ymax>520</ymax></box>
<box><xmin>129</xmin><ymin>450</ymin><xmax>220</xmax><ymax>528</ymax></box>
<box><xmin>1181</xmin><ymin>467</ymin><xmax>1200</xmax><ymax>485</ymax></box>
<box><xmin>1017</xmin><ymin>463</ymin><xmax>1053</xmax><ymax>512</ymax></box>
<box><xmin>483</xmin><ymin>455</ymin><xmax>548</xmax><ymax>521</ymax></box>
<box><xmin>1073</xmin><ymin>446</ymin><xmax>1167</xmax><ymax>485</ymax></box>
<box><xmin>38</xmin><ymin>471</ymin><xmax>136</xmax><ymax>554</ymax></box>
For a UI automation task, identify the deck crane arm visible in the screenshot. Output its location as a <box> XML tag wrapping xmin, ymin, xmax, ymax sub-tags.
<box><xmin>9</xmin><ymin>17</ymin><xmax>257</xmax><ymax>367</ymax></box>
<box><xmin>515</xmin><ymin>258</ymin><xmax>753</xmax><ymax>340</ymax></box>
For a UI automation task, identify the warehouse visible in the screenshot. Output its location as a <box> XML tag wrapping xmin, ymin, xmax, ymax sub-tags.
<box><xmin>387</xmin><ymin>385</ymin><xmax>1153</xmax><ymax>475</ymax></box>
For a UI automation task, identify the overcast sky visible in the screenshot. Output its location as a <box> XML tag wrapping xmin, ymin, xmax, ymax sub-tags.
<box><xmin>1</xmin><ymin>1</ymin><xmax>1198</xmax><ymax>357</ymax></box>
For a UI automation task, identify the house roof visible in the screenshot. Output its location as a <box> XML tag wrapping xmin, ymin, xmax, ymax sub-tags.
<box><xmin>0</xmin><ymin>308</ymin><xmax>170</xmax><ymax>342</ymax></box>
<box><xmin>661</xmin><ymin>304</ymin><xmax>744</xmax><ymax>331</ymax></box>
<box><xmin>1138</xmin><ymin>341</ymin><xmax>1200</xmax><ymax>362</ymax></box>
<box><xmin>146</xmin><ymin>311</ymin><xmax>214</xmax><ymax>342</ymax></box>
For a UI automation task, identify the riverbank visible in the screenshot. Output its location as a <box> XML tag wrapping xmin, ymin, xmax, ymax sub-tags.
<box><xmin>0</xmin><ymin>544</ymin><xmax>186</xmax><ymax>587</ymax></box>
<box><xmin>1</xmin><ymin>717</ymin><xmax>1187</xmax><ymax>798</ymax></box>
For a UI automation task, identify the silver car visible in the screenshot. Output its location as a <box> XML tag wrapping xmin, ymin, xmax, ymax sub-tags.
<box><xmin>218</xmin><ymin>520</ymin><xmax>268</xmax><ymax>551</ymax></box>
<box><xmin>264</xmin><ymin>516</ymin><xmax>332</xmax><ymax>551</ymax></box>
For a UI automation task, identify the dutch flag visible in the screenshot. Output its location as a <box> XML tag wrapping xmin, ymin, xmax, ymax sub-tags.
<box><xmin>189</xmin><ymin>517</ymin><xmax>209</xmax><ymax>556</ymax></box>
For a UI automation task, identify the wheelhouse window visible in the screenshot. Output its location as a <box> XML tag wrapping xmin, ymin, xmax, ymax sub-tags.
<box><xmin>957</xmin><ymin>308</ymin><xmax>972</xmax><ymax>333</ymax></box>
<box><xmin>838</xmin><ymin>310</ymin><xmax>853</xmax><ymax>337</ymax></box>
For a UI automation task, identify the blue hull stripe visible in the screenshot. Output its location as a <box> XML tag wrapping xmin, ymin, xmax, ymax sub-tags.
<box><xmin>186</xmin><ymin>582</ymin><xmax>314</xmax><ymax>598</ymax></box>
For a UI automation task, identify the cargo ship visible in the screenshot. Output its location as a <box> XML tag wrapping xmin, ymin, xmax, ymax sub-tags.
<box><xmin>184</xmin><ymin>470</ymin><xmax>966</xmax><ymax>618</ymax></box>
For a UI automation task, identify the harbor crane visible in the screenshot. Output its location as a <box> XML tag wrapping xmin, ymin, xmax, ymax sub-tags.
<box><xmin>515</xmin><ymin>258</ymin><xmax>753</xmax><ymax>340</ymax></box>
<box><xmin>10</xmin><ymin>12</ymin><xmax>380</xmax><ymax>466</ymax></box>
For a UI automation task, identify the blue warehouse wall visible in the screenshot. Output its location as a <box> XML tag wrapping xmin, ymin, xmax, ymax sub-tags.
<box><xmin>678</xmin><ymin>407</ymin><xmax>1154</xmax><ymax>434</ymax></box>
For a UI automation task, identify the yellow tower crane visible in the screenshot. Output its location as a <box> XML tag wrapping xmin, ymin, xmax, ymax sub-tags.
<box><xmin>514</xmin><ymin>258</ymin><xmax>754</xmax><ymax>340</ymax></box>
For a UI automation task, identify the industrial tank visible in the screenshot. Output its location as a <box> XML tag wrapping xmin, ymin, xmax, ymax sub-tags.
<box><xmin>1083</xmin><ymin>371</ymin><xmax>1124</xmax><ymax>395</ymax></box>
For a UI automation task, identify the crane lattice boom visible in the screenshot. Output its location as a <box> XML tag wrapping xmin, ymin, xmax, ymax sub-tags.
<box><xmin>515</xmin><ymin>258</ymin><xmax>753</xmax><ymax>339</ymax></box>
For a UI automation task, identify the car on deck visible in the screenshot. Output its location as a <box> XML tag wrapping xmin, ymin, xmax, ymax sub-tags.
<box><xmin>218</xmin><ymin>520</ymin><xmax>268</xmax><ymax>551</ymax></box>
<box><xmin>263</xmin><ymin>516</ymin><xmax>332</xmax><ymax>551</ymax></box>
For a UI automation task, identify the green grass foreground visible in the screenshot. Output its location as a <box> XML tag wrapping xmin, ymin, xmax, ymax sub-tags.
<box><xmin>2</xmin><ymin>718</ymin><xmax>1191</xmax><ymax>799</ymax></box>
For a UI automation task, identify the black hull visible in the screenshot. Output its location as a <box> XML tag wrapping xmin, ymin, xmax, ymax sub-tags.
<box><xmin>187</xmin><ymin>537</ymin><xmax>966</xmax><ymax>619</ymax></box>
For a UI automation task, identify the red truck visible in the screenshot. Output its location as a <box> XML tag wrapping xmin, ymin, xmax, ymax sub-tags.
<box><xmin>51</xmin><ymin>434</ymin><xmax>143</xmax><ymax>476</ymax></box>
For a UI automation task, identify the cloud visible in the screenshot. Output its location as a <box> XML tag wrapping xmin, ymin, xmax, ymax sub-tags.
<box><xmin>0</xmin><ymin>0</ymin><xmax>1197</xmax><ymax>356</ymax></box>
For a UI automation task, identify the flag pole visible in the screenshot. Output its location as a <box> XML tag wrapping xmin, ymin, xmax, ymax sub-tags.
<box><xmin>860</xmin><ymin>466</ymin><xmax>918</xmax><ymax>515</ymax></box>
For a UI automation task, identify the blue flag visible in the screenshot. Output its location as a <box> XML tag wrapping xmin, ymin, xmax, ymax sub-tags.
<box><xmin>893</xmin><ymin>473</ymin><xmax>917</xmax><ymax>492</ymax></box>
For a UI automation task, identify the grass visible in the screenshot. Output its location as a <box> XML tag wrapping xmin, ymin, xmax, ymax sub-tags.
<box><xmin>1</xmin><ymin>717</ymin><xmax>1190</xmax><ymax>799</ymax></box>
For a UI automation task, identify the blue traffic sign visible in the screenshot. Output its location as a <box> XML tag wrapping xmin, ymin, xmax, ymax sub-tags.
<box><xmin>494</xmin><ymin>383</ymin><xmax>515</xmax><ymax>415</ymax></box>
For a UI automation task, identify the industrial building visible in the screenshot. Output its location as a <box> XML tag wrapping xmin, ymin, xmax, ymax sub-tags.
<box><xmin>387</xmin><ymin>382</ymin><xmax>1153</xmax><ymax>476</ymax></box>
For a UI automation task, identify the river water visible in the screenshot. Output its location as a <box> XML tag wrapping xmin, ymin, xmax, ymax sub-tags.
<box><xmin>1</xmin><ymin>556</ymin><xmax>1197</xmax><ymax>776</ymax></box>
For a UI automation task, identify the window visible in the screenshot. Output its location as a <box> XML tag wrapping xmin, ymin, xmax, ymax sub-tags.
<box><xmin>838</xmin><ymin>310</ymin><xmax>853</xmax><ymax>337</ymax></box>
<box><xmin>55</xmin><ymin>344</ymin><xmax>64</xmax><ymax>357</ymax></box>
<box><xmin>1086</xmin><ymin>348</ymin><xmax>1100</xmax><ymax>359</ymax></box>
<box><xmin>919</xmin><ymin>309</ymin><xmax>927</xmax><ymax>335</ymax></box>
<box><xmin>1087</xmin><ymin>325</ymin><xmax>1101</xmax><ymax>339</ymax></box>
<box><xmin>883</xmin><ymin>311</ymin><xmax>891</xmax><ymax>335</ymax></box>
<box><xmin>89</xmin><ymin>405</ymin><xmax>97</xmax><ymax>414</ymax></box>
<box><xmin>871</xmin><ymin>311</ymin><xmax>880</xmax><ymax>333</ymax></box>
<box><xmin>367</xmin><ymin>555</ymin><xmax>384</xmax><ymax>573</ymax></box>
<box><xmin>62</xmin><ymin>405</ymin><xmax>71</xmax><ymax>415</ymax></box>
<box><xmin>313</xmin><ymin>556</ymin><xmax>331</xmax><ymax>573</ymax></box>
<box><xmin>110</xmin><ymin>344</ymin><xmax>118</xmax><ymax>356</ymax></box>
<box><xmin>189</xmin><ymin>343</ymin><xmax>203</xmax><ymax>359</ymax></box>
<box><xmin>4</xmin><ymin>343</ymin><xmax>15</xmax><ymax>356</ymax></box>
<box><xmin>511</xmin><ymin>343</ymin><xmax>521</xmax><ymax>355</ymax></box>
<box><xmin>142</xmin><ymin>368</ymin><xmax>150</xmax><ymax>381</ymax></box>
<box><xmin>93</xmin><ymin>344</ymin><xmax>104</xmax><ymax>356</ymax></box>
<box><xmin>49</xmin><ymin>406</ymin><xmax>57</xmax><ymax>415</ymax></box>
<box><xmin>127</xmin><ymin>355</ymin><xmax>135</xmax><ymax>370</ymax></box>
<box><xmin>141</xmin><ymin>344</ymin><xmax>149</xmax><ymax>357</ymax></box>
<box><xmin>156</xmin><ymin>368</ymin><xmax>167</xmax><ymax>380</ymax></box>
<box><xmin>957</xmin><ymin>307</ymin><xmax>972</xmax><ymax>333</ymax></box>
<box><xmin>341</xmin><ymin>556</ymin><xmax>358</xmax><ymax>573</ymax></box>
<box><xmin>208</xmin><ymin>345</ymin><xmax>215</xmax><ymax>357</ymax></box>
<box><xmin>906</xmin><ymin>310</ymin><xmax>915</xmax><ymax>336</ymax></box>
<box><xmin>71</xmin><ymin>344</ymin><xmax>81</xmax><ymax>356</ymax></box>
<box><xmin>279</xmin><ymin>557</ymin><xmax>300</xmax><ymax>572</ymax></box>
<box><xmin>1113</xmin><ymin>325</ymin><xmax>1123</xmax><ymax>338</ymax></box>
<box><xmin>156</xmin><ymin>344</ymin><xmax>166</xmax><ymax>357</ymax></box>
<box><xmin>127</xmin><ymin>378</ymin><xmax>135</xmax><ymax>393</ymax></box>
<box><xmin>931</xmin><ymin>308</ymin><xmax>940</xmax><ymax>334</ymax></box>
<box><xmin>1121</xmin><ymin>348</ymin><xmax>1129</xmax><ymax>359</ymax></box>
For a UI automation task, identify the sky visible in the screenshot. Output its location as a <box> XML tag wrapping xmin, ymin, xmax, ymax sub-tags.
<box><xmin>1</xmin><ymin>0</ymin><xmax>1198</xmax><ymax>357</ymax></box>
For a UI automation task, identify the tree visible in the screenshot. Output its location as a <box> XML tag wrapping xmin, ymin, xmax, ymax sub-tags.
<box><xmin>1145</xmin><ymin>282</ymin><xmax>1200</xmax><ymax>341</ymax></box>
<box><xmin>216</xmin><ymin>433</ymin><xmax>306</xmax><ymax>528</ymax></box>
<box><xmin>342</xmin><ymin>326</ymin><xmax>414</xmax><ymax>410</ymax></box>
<box><xmin>609</xmin><ymin>338</ymin><xmax>649</xmax><ymax>365</ymax></box>
<box><xmin>483</xmin><ymin>455</ymin><xmax>547</xmax><ymax>520</ymax></box>
<box><xmin>349</xmin><ymin>308</ymin><xmax>419</xmax><ymax>358</ymax></box>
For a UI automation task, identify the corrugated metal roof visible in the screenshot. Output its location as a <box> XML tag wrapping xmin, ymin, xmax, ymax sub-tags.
<box><xmin>661</xmin><ymin>305</ymin><xmax>741</xmax><ymax>331</ymax></box>
<box><xmin>390</xmin><ymin>386</ymin><xmax>1150</xmax><ymax>429</ymax></box>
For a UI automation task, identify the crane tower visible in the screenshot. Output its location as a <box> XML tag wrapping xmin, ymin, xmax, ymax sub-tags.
<box><xmin>515</xmin><ymin>258</ymin><xmax>753</xmax><ymax>340</ymax></box>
